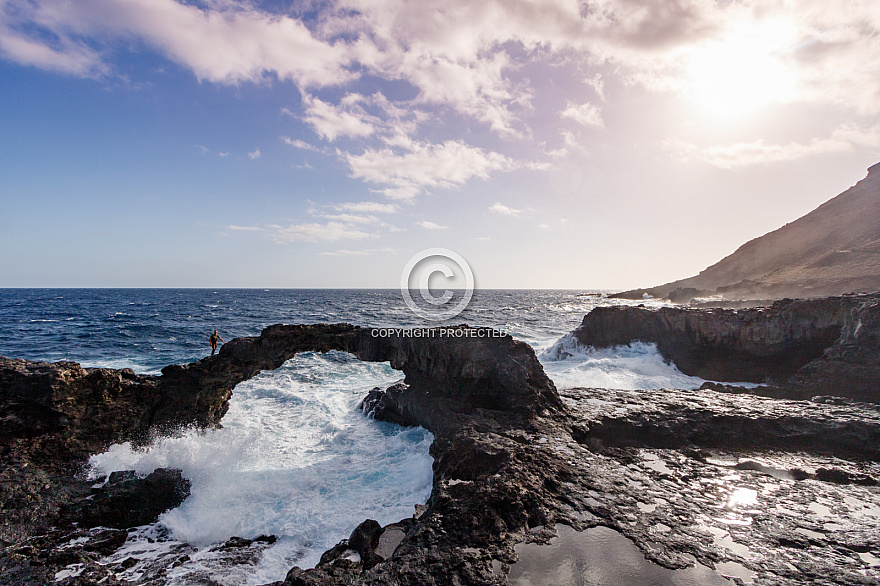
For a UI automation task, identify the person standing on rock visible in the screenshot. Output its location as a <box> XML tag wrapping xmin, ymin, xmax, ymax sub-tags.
<box><xmin>210</xmin><ymin>330</ymin><xmax>225</xmax><ymax>355</ymax></box>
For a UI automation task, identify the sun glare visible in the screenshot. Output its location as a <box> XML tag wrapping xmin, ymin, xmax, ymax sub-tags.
<box><xmin>686</xmin><ymin>21</ymin><xmax>798</xmax><ymax>119</ymax></box>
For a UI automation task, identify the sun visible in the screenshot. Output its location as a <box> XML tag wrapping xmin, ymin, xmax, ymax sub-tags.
<box><xmin>685</xmin><ymin>20</ymin><xmax>798</xmax><ymax>119</ymax></box>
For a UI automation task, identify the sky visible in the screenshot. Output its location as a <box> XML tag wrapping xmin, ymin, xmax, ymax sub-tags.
<box><xmin>1</xmin><ymin>0</ymin><xmax>879</xmax><ymax>289</ymax></box>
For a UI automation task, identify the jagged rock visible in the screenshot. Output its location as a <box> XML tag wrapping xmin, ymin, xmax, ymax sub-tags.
<box><xmin>197</xmin><ymin>324</ymin><xmax>562</xmax><ymax>435</ymax></box>
<box><xmin>317</xmin><ymin>519</ymin><xmax>384</xmax><ymax>570</ymax></box>
<box><xmin>815</xmin><ymin>468</ymin><xmax>878</xmax><ymax>486</ymax></box>
<box><xmin>1</xmin><ymin>324</ymin><xmax>559</xmax><ymax>463</ymax></box>
<box><xmin>571</xmin><ymin>293</ymin><xmax>880</xmax><ymax>402</ymax></box>
<box><xmin>4</xmin><ymin>321</ymin><xmax>880</xmax><ymax>586</ymax></box>
<box><xmin>66</xmin><ymin>468</ymin><xmax>191</xmax><ymax>529</ymax></box>
<box><xmin>564</xmin><ymin>387</ymin><xmax>880</xmax><ymax>460</ymax></box>
<box><xmin>0</xmin><ymin>324</ymin><xmax>560</xmax><ymax>584</ymax></box>
<box><xmin>271</xmin><ymin>383</ymin><xmax>880</xmax><ymax>586</ymax></box>
<box><xmin>0</xmin><ymin>356</ymin><xmax>231</xmax><ymax>469</ymax></box>
<box><xmin>217</xmin><ymin>535</ymin><xmax>277</xmax><ymax>550</ymax></box>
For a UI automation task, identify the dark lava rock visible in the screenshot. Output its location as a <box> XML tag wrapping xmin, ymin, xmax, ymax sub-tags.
<box><xmin>566</xmin><ymin>387</ymin><xmax>880</xmax><ymax>460</ymax></box>
<box><xmin>66</xmin><ymin>468</ymin><xmax>191</xmax><ymax>529</ymax></box>
<box><xmin>318</xmin><ymin>519</ymin><xmax>384</xmax><ymax>570</ymax></box>
<box><xmin>1</xmin><ymin>323</ymin><xmax>560</xmax><ymax>584</ymax></box>
<box><xmin>268</xmin><ymin>352</ymin><xmax>880</xmax><ymax>586</ymax></box>
<box><xmin>0</xmin><ymin>356</ymin><xmax>233</xmax><ymax>472</ymax></box>
<box><xmin>218</xmin><ymin>535</ymin><xmax>277</xmax><ymax>550</ymax></box>
<box><xmin>268</xmin><ymin>383</ymin><xmax>880</xmax><ymax>586</ymax></box>
<box><xmin>570</xmin><ymin>293</ymin><xmax>880</xmax><ymax>402</ymax></box>
<box><xmin>815</xmin><ymin>467</ymin><xmax>878</xmax><ymax>486</ymax></box>
<box><xmin>5</xmin><ymin>321</ymin><xmax>880</xmax><ymax>586</ymax></box>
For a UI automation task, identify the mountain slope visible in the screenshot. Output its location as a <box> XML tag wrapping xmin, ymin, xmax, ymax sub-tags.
<box><xmin>616</xmin><ymin>162</ymin><xmax>880</xmax><ymax>302</ymax></box>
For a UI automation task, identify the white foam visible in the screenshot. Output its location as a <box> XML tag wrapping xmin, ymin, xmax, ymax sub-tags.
<box><xmin>88</xmin><ymin>351</ymin><xmax>434</xmax><ymax>584</ymax></box>
<box><xmin>78</xmin><ymin>357</ymin><xmax>162</xmax><ymax>375</ymax></box>
<box><xmin>538</xmin><ymin>336</ymin><xmax>706</xmax><ymax>390</ymax></box>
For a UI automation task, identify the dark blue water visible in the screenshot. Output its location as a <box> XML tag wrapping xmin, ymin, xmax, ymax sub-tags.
<box><xmin>0</xmin><ymin>288</ymin><xmax>604</xmax><ymax>373</ymax></box>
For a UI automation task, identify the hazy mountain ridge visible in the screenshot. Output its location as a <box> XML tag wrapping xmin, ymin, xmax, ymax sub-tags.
<box><xmin>616</xmin><ymin>162</ymin><xmax>880</xmax><ymax>302</ymax></box>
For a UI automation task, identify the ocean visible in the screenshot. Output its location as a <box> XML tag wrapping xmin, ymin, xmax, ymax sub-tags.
<box><xmin>0</xmin><ymin>288</ymin><xmax>705</xmax><ymax>584</ymax></box>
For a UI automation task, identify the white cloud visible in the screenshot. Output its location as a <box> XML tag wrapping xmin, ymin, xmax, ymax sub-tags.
<box><xmin>669</xmin><ymin>121</ymin><xmax>880</xmax><ymax>169</ymax></box>
<box><xmin>218</xmin><ymin>151</ymin><xmax>229</xmax><ymax>158</ymax></box>
<box><xmin>0</xmin><ymin>21</ymin><xmax>105</xmax><ymax>76</ymax></box>
<box><xmin>783</xmin><ymin>2</ymin><xmax>880</xmax><ymax>115</ymax></box>
<box><xmin>345</xmin><ymin>139</ymin><xmax>514</xmax><ymax>200</ymax></box>
<box><xmin>4</xmin><ymin>0</ymin><xmax>880</xmax><ymax>129</ymax></box>
<box><xmin>832</xmin><ymin>123</ymin><xmax>880</xmax><ymax>148</ymax></box>
<box><xmin>320</xmin><ymin>247</ymin><xmax>395</xmax><ymax>256</ymax></box>
<box><xmin>417</xmin><ymin>220</ymin><xmax>447</xmax><ymax>230</ymax></box>
<box><xmin>281</xmin><ymin>137</ymin><xmax>323</xmax><ymax>152</ymax></box>
<box><xmin>334</xmin><ymin>201</ymin><xmax>398</xmax><ymax>214</ymax></box>
<box><xmin>271</xmin><ymin>221</ymin><xmax>372</xmax><ymax>243</ymax></box>
<box><xmin>1</xmin><ymin>0</ymin><xmax>352</xmax><ymax>86</ymax></box>
<box><xmin>370</xmin><ymin>186</ymin><xmax>421</xmax><ymax>201</ymax></box>
<box><xmin>248</xmin><ymin>148</ymin><xmax>261</xmax><ymax>159</ymax></box>
<box><xmin>561</xmin><ymin>102</ymin><xmax>604</xmax><ymax>127</ymax></box>
<box><xmin>584</xmin><ymin>73</ymin><xmax>605</xmax><ymax>100</ymax></box>
<box><xmin>4</xmin><ymin>0</ymin><xmax>880</xmax><ymax>217</ymax></box>
<box><xmin>229</xmin><ymin>220</ymin><xmax>375</xmax><ymax>243</ymax></box>
<box><xmin>668</xmin><ymin>120</ymin><xmax>880</xmax><ymax>169</ymax></box>
<box><xmin>321</xmin><ymin>213</ymin><xmax>382</xmax><ymax>224</ymax></box>
<box><xmin>489</xmin><ymin>202</ymin><xmax>522</xmax><ymax>216</ymax></box>
<box><xmin>302</xmin><ymin>94</ymin><xmax>377</xmax><ymax>141</ymax></box>
<box><xmin>668</xmin><ymin>137</ymin><xmax>850</xmax><ymax>169</ymax></box>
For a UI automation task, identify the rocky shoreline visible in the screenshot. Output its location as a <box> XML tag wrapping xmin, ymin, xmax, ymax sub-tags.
<box><xmin>569</xmin><ymin>293</ymin><xmax>880</xmax><ymax>403</ymax></box>
<box><xmin>2</xmin><ymin>309</ymin><xmax>879</xmax><ymax>585</ymax></box>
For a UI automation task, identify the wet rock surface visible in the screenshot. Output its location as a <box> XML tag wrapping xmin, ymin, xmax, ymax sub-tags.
<box><xmin>0</xmin><ymin>324</ymin><xmax>558</xmax><ymax>584</ymax></box>
<box><xmin>267</xmin><ymin>385</ymin><xmax>880</xmax><ymax>586</ymax></box>
<box><xmin>3</xmin><ymin>323</ymin><xmax>880</xmax><ymax>585</ymax></box>
<box><xmin>572</xmin><ymin>386</ymin><xmax>880</xmax><ymax>459</ymax></box>
<box><xmin>0</xmin><ymin>352</ymin><xmax>231</xmax><ymax>583</ymax></box>
<box><xmin>0</xmin><ymin>470</ymin><xmax>193</xmax><ymax>586</ymax></box>
<box><xmin>560</xmin><ymin>388</ymin><xmax>880</xmax><ymax>584</ymax></box>
<box><xmin>571</xmin><ymin>293</ymin><xmax>880</xmax><ymax>402</ymax></box>
<box><xmin>64</xmin><ymin>469</ymin><xmax>191</xmax><ymax>530</ymax></box>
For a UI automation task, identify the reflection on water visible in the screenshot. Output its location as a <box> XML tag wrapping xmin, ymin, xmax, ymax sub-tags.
<box><xmin>509</xmin><ymin>525</ymin><xmax>734</xmax><ymax>585</ymax></box>
<box><xmin>726</xmin><ymin>487</ymin><xmax>758</xmax><ymax>510</ymax></box>
<box><xmin>642</xmin><ymin>451</ymin><xmax>673</xmax><ymax>476</ymax></box>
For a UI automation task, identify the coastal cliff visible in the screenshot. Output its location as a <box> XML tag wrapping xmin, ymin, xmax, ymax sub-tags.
<box><xmin>615</xmin><ymin>162</ymin><xmax>880</xmax><ymax>302</ymax></box>
<box><xmin>0</xmin><ymin>323</ymin><xmax>557</xmax><ymax>468</ymax></box>
<box><xmin>0</xmin><ymin>357</ymin><xmax>230</xmax><ymax>470</ymax></box>
<box><xmin>0</xmin><ymin>324</ymin><xmax>561</xmax><ymax>584</ymax></box>
<box><xmin>570</xmin><ymin>293</ymin><xmax>880</xmax><ymax>402</ymax></box>
<box><xmin>2</xmin><ymin>322</ymin><xmax>880</xmax><ymax>585</ymax></box>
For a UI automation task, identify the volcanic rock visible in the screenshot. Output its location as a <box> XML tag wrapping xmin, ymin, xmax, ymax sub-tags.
<box><xmin>570</xmin><ymin>293</ymin><xmax>880</xmax><ymax>402</ymax></box>
<box><xmin>66</xmin><ymin>468</ymin><xmax>191</xmax><ymax>529</ymax></box>
<box><xmin>4</xmin><ymin>322</ymin><xmax>880</xmax><ymax>585</ymax></box>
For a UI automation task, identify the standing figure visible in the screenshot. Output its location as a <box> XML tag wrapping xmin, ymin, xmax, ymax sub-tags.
<box><xmin>210</xmin><ymin>330</ymin><xmax>225</xmax><ymax>355</ymax></box>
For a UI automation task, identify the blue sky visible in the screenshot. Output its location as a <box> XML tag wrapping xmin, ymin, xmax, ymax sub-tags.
<box><xmin>1</xmin><ymin>0</ymin><xmax>879</xmax><ymax>288</ymax></box>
